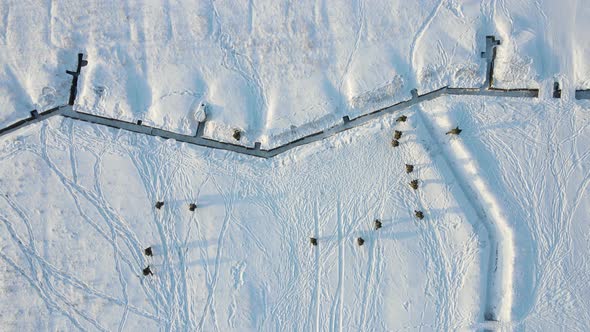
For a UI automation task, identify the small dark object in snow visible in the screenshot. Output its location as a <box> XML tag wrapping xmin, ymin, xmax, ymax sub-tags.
<box><xmin>396</xmin><ymin>115</ymin><xmax>407</xmax><ymax>122</ymax></box>
<box><xmin>391</xmin><ymin>139</ymin><xmax>399</xmax><ymax>147</ymax></box>
<box><xmin>155</xmin><ymin>201</ymin><xmax>164</xmax><ymax>209</ymax></box>
<box><xmin>405</xmin><ymin>164</ymin><xmax>414</xmax><ymax>173</ymax></box>
<box><xmin>394</xmin><ymin>130</ymin><xmax>402</xmax><ymax>140</ymax></box>
<box><xmin>143</xmin><ymin>266</ymin><xmax>153</xmax><ymax>276</ymax></box>
<box><xmin>446</xmin><ymin>126</ymin><xmax>462</xmax><ymax>135</ymax></box>
<box><xmin>144</xmin><ymin>247</ymin><xmax>153</xmax><ymax>256</ymax></box>
<box><xmin>137</xmin><ymin>120</ymin><xmax>142</xmax><ymax>125</ymax></box>
<box><xmin>357</xmin><ymin>237</ymin><xmax>365</xmax><ymax>246</ymax></box>
<box><xmin>415</xmin><ymin>210</ymin><xmax>424</xmax><ymax>220</ymax></box>
<box><xmin>233</xmin><ymin>129</ymin><xmax>241</xmax><ymax>141</ymax></box>
<box><xmin>484</xmin><ymin>312</ymin><xmax>498</xmax><ymax>322</ymax></box>
<box><xmin>553</xmin><ymin>82</ymin><xmax>561</xmax><ymax>99</ymax></box>
<box><xmin>189</xmin><ymin>203</ymin><xmax>197</xmax><ymax>211</ymax></box>
<box><xmin>410</xmin><ymin>179</ymin><xmax>419</xmax><ymax>190</ymax></box>
<box><xmin>374</xmin><ymin>219</ymin><xmax>382</xmax><ymax>230</ymax></box>
<box><xmin>310</xmin><ymin>237</ymin><xmax>318</xmax><ymax>246</ymax></box>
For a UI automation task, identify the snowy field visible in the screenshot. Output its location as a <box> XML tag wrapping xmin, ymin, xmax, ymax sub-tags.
<box><xmin>1</xmin><ymin>0</ymin><xmax>590</xmax><ymax>331</ymax></box>
<box><xmin>2</xmin><ymin>0</ymin><xmax>488</xmax><ymax>147</ymax></box>
<box><xmin>0</xmin><ymin>111</ymin><xmax>487</xmax><ymax>331</ymax></box>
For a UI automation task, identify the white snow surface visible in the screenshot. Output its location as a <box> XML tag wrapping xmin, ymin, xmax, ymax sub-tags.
<box><xmin>0</xmin><ymin>113</ymin><xmax>487</xmax><ymax>331</ymax></box>
<box><xmin>1</xmin><ymin>0</ymin><xmax>590</xmax><ymax>331</ymax></box>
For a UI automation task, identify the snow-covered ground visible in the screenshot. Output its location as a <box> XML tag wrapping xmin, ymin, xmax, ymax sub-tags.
<box><xmin>2</xmin><ymin>0</ymin><xmax>590</xmax><ymax>331</ymax></box>
<box><xmin>1</xmin><ymin>0</ymin><xmax>489</xmax><ymax>147</ymax></box>
<box><xmin>0</xmin><ymin>112</ymin><xmax>488</xmax><ymax>330</ymax></box>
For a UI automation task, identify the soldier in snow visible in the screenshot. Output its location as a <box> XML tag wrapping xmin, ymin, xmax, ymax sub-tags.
<box><xmin>394</xmin><ymin>130</ymin><xmax>403</xmax><ymax>140</ymax></box>
<box><xmin>310</xmin><ymin>237</ymin><xmax>318</xmax><ymax>246</ymax></box>
<box><xmin>396</xmin><ymin>115</ymin><xmax>407</xmax><ymax>122</ymax></box>
<box><xmin>233</xmin><ymin>129</ymin><xmax>242</xmax><ymax>141</ymax></box>
<box><xmin>155</xmin><ymin>201</ymin><xmax>164</xmax><ymax>209</ymax></box>
<box><xmin>415</xmin><ymin>210</ymin><xmax>424</xmax><ymax>220</ymax></box>
<box><xmin>144</xmin><ymin>247</ymin><xmax>153</xmax><ymax>257</ymax></box>
<box><xmin>143</xmin><ymin>266</ymin><xmax>153</xmax><ymax>276</ymax></box>
<box><xmin>189</xmin><ymin>203</ymin><xmax>197</xmax><ymax>211</ymax></box>
<box><xmin>374</xmin><ymin>219</ymin><xmax>382</xmax><ymax>230</ymax></box>
<box><xmin>410</xmin><ymin>179</ymin><xmax>419</xmax><ymax>190</ymax></box>
<box><xmin>357</xmin><ymin>237</ymin><xmax>365</xmax><ymax>246</ymax></box>
<box><xmin>391</xmin><ymin>139</ymin><xmax>400</xmax><ymax>147</ymax></box>
<box><xmin>405</xmin><ymin>164</ymin><xmax>414</xmax><ymax>174</ymax></box>
<box><xmin>446</xmin><ymin>126</ymin><xmax>462</xmax><ymax>135</ymax></box>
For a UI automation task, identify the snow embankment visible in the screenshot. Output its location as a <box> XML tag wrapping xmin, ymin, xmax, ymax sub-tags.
<box><xmin>416</xmin><ymin>100</ymin><xmax>516</xmax><ymax>322</ymax></box>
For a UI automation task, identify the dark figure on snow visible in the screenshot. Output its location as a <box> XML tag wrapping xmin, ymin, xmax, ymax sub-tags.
<box><xmin>391</xmin><ymin>139</ymin><xmax>400</xmax><ymax>147</ymax></box>
<box><xmin>410</xmin><ymin>179</ymin><xmax>419</xmax><ymax>190</ymax></box>
<box><xmin>189</xmin><ymin>203</ymin><xmax>197</xmax><ymax>211</ymax></box>
<box><xmin>446</xmin><ymin>126</ymin><xmax>462</xmax><ymax>135</ymax></box>
<box><xmin>405</xmin><ymin>164</ymin><xmax>414</xmax><ymax>174</ymax></box>
<box><xmin>143</xmin><ymin>266</ymin><xmax>153</xmax><ymax>276</ymax></box>
<box><xmin>310</xmin><ymin>237</ymin><xmax>318</xmax><ymax>246</ymax></box>
<box><xmin>374</xmin><ymin>219</ymin><xmax>382</xmax><ymax>230</ymax></box>
<box><xmin>394</xmin><ymin>130</ymin><xmax>402</xmax><ymax>140</ymax></box>
<box><xmin>415</xmin><ymin>210</ymin><xmax>424</xmax><ymax>220</ymax></box>
<box><xmin>396</xmin><ymin>115</ymin><xmax>407</xmax><ymax>122</ymax></box>
<box><xmin>357</xmin><ymin>237</ymin><xmax>365</xmax><ymax>246</ymax></box>
<box><xmin>144</xmin><ymin>247</ymin><xmax>153</xmax><ymax>257</ymax></box>
<box><xmin>233</xmin><ymin>129</ymin><xmax>242</xmax><ymax>141</ymax></box>
<box><xmin>155</xmin><ymin>201</ymin><xmax>164</xmax><ymax>209</ymax></box>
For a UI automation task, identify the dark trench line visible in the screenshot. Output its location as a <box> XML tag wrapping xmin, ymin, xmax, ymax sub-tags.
<box><xmin>0</xmin><ymin>36</ymin><xmax>547</xmax><ymax>159</ymax></box>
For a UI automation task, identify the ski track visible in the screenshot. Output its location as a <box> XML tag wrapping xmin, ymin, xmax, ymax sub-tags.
<box><xmin>197</xmin><ymin>173</ymin><xmax>237</xmax><ymax>332</ymax></box>
<box><xmin>5</xmin><ymin>87</ymin><xmax>582</xmax><ymax>330</ymax></box>
<box><xmin>409</xmin><ymin>0</ymin><xmax>445</xmax><ymax>82</ymax></box>
<box><xmin>1</xmin><ymin>100</ymin><xmax>501</xmax><ymax>330</ymax></box>
<box><xmin>338</xmin><ymin>0</ymin><xmax>365</xmax><ymax>108</ymax></box>
<box><xmin>209</xmin><ymin>0</ymin><xmax>268</xmax><ymax>133</ymax></box>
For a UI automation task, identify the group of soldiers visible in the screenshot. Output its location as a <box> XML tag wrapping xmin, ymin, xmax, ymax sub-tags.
<box><xmin>144</xmin><ymin>119</ymin><xmax>463</xmax><ymax>267</ymax></box>
<box><xmin>142</xmin><ymin>200</ymin><xmax>198</xmax><ymax>276</ymax></box>
<box><xmin>309</xmin><ymin>115</ymin><xmax>462</xmax><ymax>248</ymax></box>
<box><xmin>309</xmin><ymin>218</ymin><xmax>382</xmax><ymax>247</ymax></box>
<box><xmin>392</xmin><ymin>114</ymin><xmax>427</xmax><ymax>220</ymax></box>
<box><xmin>392</xmin><ymin>115</ymin><xmax>462</xmax><ymax>221</ymax></box>
<box><xmin>309</xmin><ymin>115</ymin><xmax>463</xmax><ymax>246</ymax></box>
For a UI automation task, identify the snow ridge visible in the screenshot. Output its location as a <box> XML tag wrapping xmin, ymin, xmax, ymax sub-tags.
<box><xmin>417</xmin><ymin>106</ymin><xmax>515</xmax><ymax>323</ymax></box>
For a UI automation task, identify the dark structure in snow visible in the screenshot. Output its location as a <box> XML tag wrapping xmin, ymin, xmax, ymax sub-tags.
<box><xmin>394</xmin><ymin>130</ymin><xmax>402</xmax><ymax>140</ymax></box>
<box><xmin>66</xmin><ymin>53</ymin><xmax>88</xmax><ymax>105</ymax></box>
<box><xmin>357</xmin><ymin>237</ymin><xmax>365</xmax><ymax>246</ymax></box>
<box><xmin>553</xmin><ymin>82</ymin><xmax>562</xmax><ymax>98</ymax></box>
<box><xmin>374</xmin><ymin>219</ymin><xmax>382</xmax><ymax>230</ymax></box>
<box><xmin>144</xmin><ymin>247</ymin><xmax>153</xmax><ymax>256</ymax></box>
<box><xmin>446</xmin><ymin>126</ymin><xmax>462</xmax><ymax>135</ymax></box>
<box><xmin>310</xmin><ymin>237</ymin><xmax>318</xmax><ymax>246</ymax></box>
<box><xmin>391</xmin><ymin>139</ymin><xmax>399</xmax><ymax>147</ymax></box>
<box><xmin>143</xmin><ymin>266</ymin><xmax>153</xmax><ymax>276</ymax></box>
<box><xmin>415</xmin><ymin>210</ymin><xmax>424</xmax><ymax>220</ymax></box>
<box><xmin>189</xmin><ymin>203</ymin><xmax>197</xmax><ymax>211</ymax></box>
<box><xmin>405</xmin><ymin>164</ymin><xmax>414</xmax><ymax>173</ymax></box>
<box><xmin>233</xmin><ymin>129</ymin><xmax>241</xmax><ymax>141</ymax></box>
<box><xmin>155</xmin><ymin>201</ymin><xmax>164</xmax><ymax>209</ymax></box>
<box><xmin>396</xmin><ymin>115</ymin><xmax>407</xmax><ymax>122</ymax></box>
<box><xmin>410</xmin><ymin>179</ymin><xmax>419</xmax><ymax>190</ymax></box>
